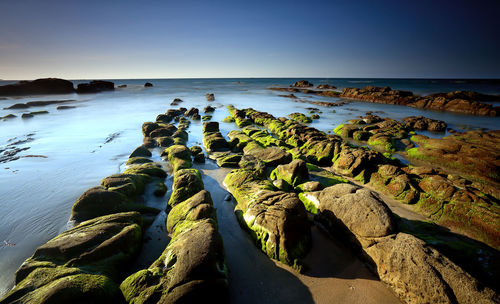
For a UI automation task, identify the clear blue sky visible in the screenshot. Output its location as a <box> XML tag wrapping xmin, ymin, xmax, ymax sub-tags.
<box><xmin>1</xmin><ymin>0</ymin><xmax>499</xmax><ymax>79</ymax></box>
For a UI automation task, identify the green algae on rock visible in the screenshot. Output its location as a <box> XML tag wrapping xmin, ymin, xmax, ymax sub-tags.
<box><xmin>1</xmin><ymin>212</ymin><xmax>145</xmax><ymax>304</ymax></box>
<box><xmin>168</xmin><ymin>168</ymin><xmax>204</xmax><ymax>207</ymax></box>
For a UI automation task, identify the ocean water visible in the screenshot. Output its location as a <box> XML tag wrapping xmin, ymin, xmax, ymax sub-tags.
<box><xmin>0</xmin><ymin>78</ymin><xmax>499</xmax><ymax>297</ymax></box>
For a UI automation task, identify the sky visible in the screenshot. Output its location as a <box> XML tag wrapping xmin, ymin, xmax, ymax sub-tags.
<box><xmin>0</xmin><ymin>0</ymin><xmax>499</xmax><ymax>80</ymax></box>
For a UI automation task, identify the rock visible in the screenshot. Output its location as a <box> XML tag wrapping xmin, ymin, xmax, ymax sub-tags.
<box><xmin>1</xmin><ymin>114</ymin><xmax>16</xmax><ymax>120</ymax></box>
<box><xmin>162</xmin><ymin>145</ymin><xmax>192</xmax><ymax>172</ymax></box>
<box><xmin>270</xmin><ymin>159</ymin><xmax>309</xmax><ymax>187</ymax></box>
<box><xmin>70</xmin><ymin>186</ymin><xmax>158</xmax><ymax>224</ymax></box>
<box><xmin>2</xmin><ymin>212</ymin><xmax>144</xmax><ymax>304</ymax></box>
<box><xmin>76</xmin><ymin>80</ymin><xmax>114</xmax><ymax>93</ymax></box>
<box><xmin>224</xmin><ymin>169</ymin><xmax>311</xmax><ymax>266</ymax></box>
<box><xmin>149</xmin><ymin>124</ymin><xmax>178</xmax><ymax>138</ymax></box>
<box><xmin>184</xmin><ymin>107</ymin><xmax>199</xmax><ymax>117</ymax></box>
<box><xmin>190</xmin><ymin>145</ymin><xmax>203</xmax><ymax>155</ymax></box>
<box><xmin>142</xmin><ymin>137</ymin><xmax>157</xmax><ymax>148</ymax></box>
<box><xmin>272</xmin><ymin>179</ymin><xmax>291</xmax><ymax>192</ymax></box>
<box><xmin>144</xmin><ymin>82</ymin><xmax>153</xmax><ymax>87</ymax></box>
<box><xmin>141</xmin><ymin>122</ymin><xmax>159</xmax><ymax>137</ymax></box>
<box><xmin>296</xmin><ymin>181</ymin><xmax>323</xmax><ymax>192</ymax></box>
<box><xmin>205</xmin><ymin>93</ymin><xmax>215</xmax><ymax>101</ymax></box>
<box><xmin>21</xmin><ymin>113</ymin><xmax>33</xmax><ymax>119</ymax></box>
<box><xmin>156</xmin><ymin>114</ymin><xmax>173</xmax><ymax>124</ymax></box>
<box><xmin>153</xmin><ymin>182</ymin><xmax>167</xmax><ymax>197</ymax></box>
<box><xmin>117</xmin><ymin>84</ymin><xmax>127</xmax><ymax>88</ymax></box>
<box><xmin>243</xmin><ymin>143</ymin><xmax>292</xmax><ymax>167</ymax></box>
<box><xmin>125</xmin><ymin>157</ymin><xmax>153</xmax><ymax>166</ymax></box>
<box><xmin>129</xmin><ymin>145</ymin><xmax>152</xmax><ymax>158</ymax></box>
<box><xmin>203</xmin><ymin>122</ymin><xmax>230</xmax><ymax>152</ymax></box>
<box><xmin>166</xmin><ymin>190</ymin><xmax>216</xmax><ymax>234</ymax></box>
<box><xmin>56</xmin><ymin>105</ymin><xmax>76</xmax><ymax>110</ymax></box>
<box><xmin>317</xmin><ymin>84</ymin><xmax>336</xmax><ymax>89</ymax></box>
<box><xmin>215</xmin><ymin>153</ymin><xmax>242</xmax><ymax>168</ymax></box>
<box><xmin>120</xmin><ymin>219</ymin><xmax>227</xmax><ymax>304</ymax></box>
<box><xmin>288</xmin><ymin>112</ymin><xmax>312</xmax><ymax>123</ymax></box>
<box><xmin>291</xmin><ymin>80</ymin><xmax>313</xmax><ymax>87</ymax></box>
<box><xmin>156</xmin><ymin>136</ymin><xmax>174</xmax><ymax>148</ymax></box>
<box><xmin>168</xmin><ymin>169</ymin><xmax>204</xmax><ymax>207</ymax></box>
<box><xmin>123</xmin><ymin>162</ymin><xmax>167</xmax><ymax>178</ymax></box>
<box><xmin>340</xmin><ymin>86</ymin><xmax>498</xmax><ymax>116</ymax></box>
<box><xmin>204</xmin><ymin>106</ymin><xmax>215</xmax><ymax>113</ymax></box>
<box><xmin>333</xmin><ymin>146</ymin><xmax>383</xmax><ymax>180</ymax></box>
<box><xmin>317</xmin><ymin>184</ymin><xmax>396</xmax><ymax>238</ymax></box>
<box><xmin>193</xmin><ymin>152</ymin><xmax>205</xmax><ymax>163</ymax></box>
<box><xmin>402</xmin><ymin>116</ymin><xmax>447</xmax><ymax>132</ymax></box>
<box><xmin>0</xmin><ymin>78</ymin><xmax>75</xmax><ymax>96</ymax></box>
<box><xmin>365</xmin><ymin>233</ymin><xmax>499</xmax><ymax>304</ymax></box>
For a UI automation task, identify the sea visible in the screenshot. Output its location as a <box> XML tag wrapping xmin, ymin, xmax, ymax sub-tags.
<box><xmin>0</xmin><ymin>78</ymin><xmax>499</xmax><ymax>298</ymax></box>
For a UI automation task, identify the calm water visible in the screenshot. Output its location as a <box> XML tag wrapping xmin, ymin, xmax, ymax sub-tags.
<box><xmin>0</xmin><ymin>78</ymin><xmax>499</xmax><ymax>296</ymax></box>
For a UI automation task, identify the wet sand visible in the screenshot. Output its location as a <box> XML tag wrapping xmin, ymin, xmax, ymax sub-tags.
<box><xmin>198</xmin><ymin>161</ymin><xmax>401</xmax><ymax>304</ymax></box>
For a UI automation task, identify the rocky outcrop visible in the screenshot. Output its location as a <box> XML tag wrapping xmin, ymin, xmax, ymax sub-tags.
<box><xmin>76</xmin><ymin>80</ymin><xmax>114</xmax><ymax>93</ymax></box>
<box><xmin>144</xmin><ymin>82</ymin><xmax>153</xmax><ymax>87</ymax></box>
<box><xmin>408</xmin><ymin>130</ymin><xmax>500</xmax><ymax>184</ymax></box>
<box><xmin>291</xmin><ymin>80</ymin><xmax>313</xmax><ymax>87</ymax></box>
<box><xmin>340</xmin><ymin>86</ymin><xmax>499</xmax><ymax>116</ymax></box>
<box><xmin>1</xmin><ymin>212</ymin><xmax>144</xmax><ymax>303</ymax></box>
<box><xmin>224</xmin><ymin>168</ymin><xmax>311</xmax><ymax>267</ymax></box>
<box><xmin>0</xmin><ymin>78</ymin><xmax>75</xmax><ymax>96</ymax></box>
<box><xmin>402</xmin><ymin>116</ymin><xmax>447</xmax><ymax>132</ymax></box>
<box><xmin>300</xmin><ymin>184</ymin><xmax>498</xmax><ymax>303</ymax></box>
<box><xmin>270</xmin><ymin>159</ymin><xmax>309</xmax><ymax>187</ymax></box>
<box><xmin>317</xmin><ymin>84</ymin><xmax>336</xmax><ymax>89</ymax></box>
<box><xmin>202</xmin><ymin>122</ymin><xmax>230</xmax><ymax>152</ymax></box>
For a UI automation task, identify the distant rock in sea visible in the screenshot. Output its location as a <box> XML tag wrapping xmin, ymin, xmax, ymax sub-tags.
<box><xmin>0</xmin><ymin>78</ymin><xmax>75</xmax><ymax>96</ymax></box>
<box><xmin>76</xmin><ymin>80</ymin><xmax>115</xmax><ymax>93</ymax></box>
<box><xmin>144</xmin><ymin>82</ymin><xmax>153</xmax><ymax>87</ymax></box>
<box><xmin>291</xmin><ymin>80</ymin><xmax>314</xmax><ymax>87</ymax></box>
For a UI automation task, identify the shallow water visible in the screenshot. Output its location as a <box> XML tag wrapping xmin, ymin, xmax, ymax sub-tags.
<box><xmin>0</xmin><ymin>78</ymin><xmax>499</xmax><ymax>297</ymax></box>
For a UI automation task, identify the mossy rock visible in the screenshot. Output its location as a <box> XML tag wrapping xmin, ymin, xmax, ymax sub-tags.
<box><xmin>101</xmin><ymin>173</ymin><xmax>150</xmax><ymax>196</ymax></box>
<box><xmin>168</xmin><ymin>169</ymin><xmax>204</xmax><ymax>207</ymax></box>
<box><xmin>166</xmin><ymin>190</ymin><xmax>216</xmax><ymax>234</ymax></box>
<box><xmin>193</xmin><ymin>153</ymin><xmax>205</xmax><ymax>163</ymax></box>
<box><xmin>129</xmin><ymin>146</ymin><xmax>152</xmax><ymax>158</ymax></box>
<box><xmin>216</xmin><ymin>154</ymin><xmax>242</xmax><ymax>168</ymax></box>
<box><xmin>296</xmin><ymin>181</ymin><xmax>323</xmax><ymax>192</ymax></box>
<box><xmin>120</xmin><ymin>219</ymin><xmax>227</xmax><ymax>303</ymax></box>
<box><xmin>163</xmin><ymin>145</ymin><xmax>192</xmax><ymax>172</ymax></box>
<box><xmin>125</xmin><ymin>157</ymin><xmax>153</xmax><ymax>166</ymax></box>
<box><xmin>124</xmin><ymin>163</ymin><xmax>167</xmax><ymax>179</ymax></box>
<box><xmin>189</xmin><ymin>145</ymin><xmax>203</xmax><ymax>155</ymax></box>
<box><xmin>270</xmin><ymin>159</ymin><xmax>309</xmax><ymax>187</ymax></box>
<box><xmin>222</xmin><ymin>116</ymin><xmax>235</xmax><ymax>123</ymax></box>
<box><xmin>153</xmin><ymin>182</ymin><xmax>167</xmax><ymax>197</ymax></box>
<box><xmin>156</xmin><ymin>136</ymin><xmax>174</xmax><ymax>148</ymax></box>
<box><xmin>298</xmin><ymin>192</ymin><xmax>320</xmax><ymax>214</ymax></box>
<box><xmin>368</xmin><ymin>135</ymin><xmax>396</xmax><ymax>152</ymax></box>
<box><xmin>288</xmin><ymin>113</ymin><xmax>312</xmax><ymax>123</ymax></box>
<box><xmin>202</xmin><ymin>115</ymin><xmax>212</xmax><ymax>121</ymax></box>
<box><xmin>70</xmin><ymin>187</ymin><xmax>159</xmax><ymax>224</ymax></box>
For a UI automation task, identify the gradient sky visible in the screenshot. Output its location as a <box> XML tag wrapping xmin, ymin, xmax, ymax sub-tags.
<box><xmin>1</xmin><ymin>0</ymin><xmax>499</xmax><ymax>79</ymax></box>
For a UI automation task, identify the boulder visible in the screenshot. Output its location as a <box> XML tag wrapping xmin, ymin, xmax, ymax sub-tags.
<box><xmin>204</xmin><ymin>106</ymin><xmax>215</xmax><ymax>113</ymax></box>
<box><xmin>0</xmin><ymin>78</ymin><xmax>75</xmax><ymax>96</ymax></box>
<box><xmin>168</xmin><ymin>169</ymin><xmax>204</xmax><ymax>207</ymax></box>
<box><xmin>120</xmin><ymin>219</ymin><xmax>227</xmax><ymax>304</ymax></box>
<box><xmin>129</xmin><ymin>146</ymin><xmax>151</xmax><ymax>158</ymax></box>
<box><xmin>162</xmin><ymin>145</ymin><xmax>192</xmax><ymax>171</ymax></box>
<box><xmin>291</xmin><ymin>80</ymin><xmax>313</xmax><ymax>87</ymax></box>
<box><xmin>144</xmin><ymin>82</ymin><xmax>153</xmax><ymax>87</ymax></box>
<box><xmin>365</xmin><ymin>233</ymin><xmax>499</xmax><ymax>304</ymax></box>
<box><xmin>166</xmin><ymin>190</ymin><xmax>216</xmax><ymax>234</ymax></box>
<box><xmin>76</xmin><ymin>81</ymin><xmax>114</xmax><ymax>93</ymax></box>
<box><xmin>270</xmin><ymin>159</ymin><xmax>309</xmax><ymax>187</ymax></box>
<box><xmin>243</xmin><ymin>143</ymin><xmax>292</xmax><ymax>167</ymax></box>
<box><xmin>70</xmin><ymin>186</ymin><xmax>159</xmax><ymax>224</ymax></box>
<box><xmin>205</xmin><ymin>93</ymin><xmax>215</xmax><ymax>101</ymax></box>
<box><xmin>2</xmin><ymin>212</ymin><xmax>145</xmax><ymax>304</ymax></box>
